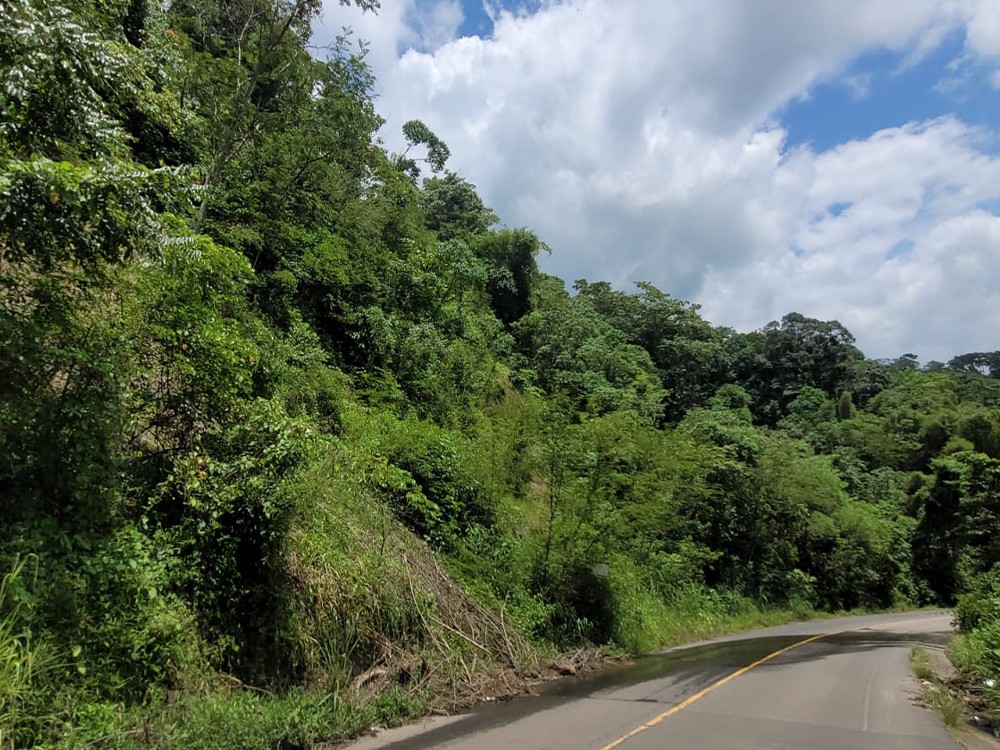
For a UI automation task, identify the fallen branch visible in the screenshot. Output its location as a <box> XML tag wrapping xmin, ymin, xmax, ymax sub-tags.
<box><xmin>352</xmin><ymin>667</ymin><xmax>388</xmax><ymax>690</ymax></box>
<box><xmin>427</xmin><ymin>613</ymin><xmax>491</xmax><ymax>655</ymax></box>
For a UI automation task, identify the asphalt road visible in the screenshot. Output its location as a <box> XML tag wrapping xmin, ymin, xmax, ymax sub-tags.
<box><xmin>350</xmin><ymin>610</ymin><xmax>959</xmax><ymax>750</ymax></box>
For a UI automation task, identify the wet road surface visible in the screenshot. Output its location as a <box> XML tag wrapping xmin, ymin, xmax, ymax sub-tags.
<box><xmin>349</xmin><ymin>611</ymin><xmax>958</xmax><ymax>750</ymax></box>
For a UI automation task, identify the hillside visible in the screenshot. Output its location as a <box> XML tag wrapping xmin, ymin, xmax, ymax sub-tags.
<box><xmin>3</xmin><ymin>2</ymin><xmax>1000</xmax><ymax>748</ymax></box>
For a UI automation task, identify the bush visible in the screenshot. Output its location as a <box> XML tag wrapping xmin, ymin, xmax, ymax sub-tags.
<box><xmin>954</xmin><ymin>591</ymin><xmax>1000</xmax><ymax>633</ymax></box>
<box><xmin>609</xmin><ymin>558</ymin><xmax>671</xmax><ymax>655</ymax></box>
<box><xmin>40</xmin><ymin>686</ymin><xmax>425</xmax><ymax>750</ymax></box>
<box><xmin>366</xmin><ymin>415</ymin><xmax>494</xmax><ymax>549</ymax></box>
<box><xmin>951</xmin><ymin>617</ymin><xmax>1000</xmax><ymax>721</ymax></box>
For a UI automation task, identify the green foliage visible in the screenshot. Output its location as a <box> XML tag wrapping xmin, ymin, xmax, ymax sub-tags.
<box><xmin>450</xmin><ymin>526</ymin><xmax>554</xmax><ymax>639</ymax></box>
<box><xmin>576</xmin><ymin>280</ymin><xmax>726</xmax><ymax>420</ymax></box>
<box><xmin>365</xmin><ymin>414</ymin><xmax>494</xmax><ymax>549</ymax></box>
<box><xmin>475</xmin><ymin>228</ymin><xmax>541</xmax><ymax>326</ymax></box>
<box><xmin>0</xmin><ymin>0</ymin><xmax>182</xmax><ymax>160</ymax></box>
<box><xmin>0</xmin><ymin>157</ymin><xmax>166</xmax><ymax>270</ymax></box>
<box><xmin>147</xmin><ymin>687</ymin><xmax>420</xmax><ymax>750</ymax></box>
<box><xmin>955</xmin><ymin>592</ymin><xmax>1000</xmax><ymax>634</ymax></box>
<box><xmin>954</xmin><ymin>566</ymin><xmax>1000</xmax><ymax>632</ymax></box>
<box><xmin>915</xmin><ymin>451</ymin><xmax>1000</xmax><ymax>603</ymax></box>
<box><xmin>7</xmin><ymin>0</ymin><xmax>1000</xmax><ymax>745</ymax></box>
<box><xmin>29</xmin><ymin>686</ymin><xmax>420</xmax><ymax>750</ymax></box>
<box><xmin>924</xmin><ymin>682</ymin><xmax>965</xmax><ymax>727</ymax></box>
<box><xmin>421</xmin><ymin>172</ymin><xmax>498</xmax><ymax>241</ymax></box>
<box><xmin>951</xmin><ymin>614</ymin><xmax>1000</xmax><ymax>725</ymax></box>
<box><xmin>910</xmin><ymin>646</ymin><xmax>935</xmax><ymax>680</ymax></box>
<box><xmin>729</xmin><ymin>313</ymin><xmax>864</xmax><ymax>425</ymax></box>
<box><xmin>948</xmin><ymin>351</ymin><xmax>1000</xmax><ymax>379</ymax></box>
<box><xmin>396</xmin><ymin>120</ymin><xmax>450</xmax><ymax>179</ymax></box>
<box><xmin>515</xmin><ymin>280</ymin><xmax>666</xmax><ymax>422</ymax></box>
<box><xmin>837</xmin><ymin>391</ymin><xmax>856</xmax><ymax>421</ymax></box>
<box><xmin>0</xmin><ymin>558</ymin><xmax>48</xmax><ymax>750</ymax></box>
<box><xmin>53</xmin><ymin>528</ymin><xmax>199</xmax><ymax>699</ymax></box>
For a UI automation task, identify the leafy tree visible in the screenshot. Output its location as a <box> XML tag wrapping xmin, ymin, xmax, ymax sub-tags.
<box><xmin>475</xmin><ymin>228</ymin><xmax>542</xmax><ymax>327</ymax></box>
<box><xmin>576</xmin><ymin>280</ymin><xmax>725</xmax><ymax>420</ymax></box>
<box><xmin>781</xmin><ymin>387</ymin><xmax>836</xmax><ymax>429</ymax></box>
<box><xmin>915</xmin><ymin>451</ymin><xmax>1000</xmax><ymax>603</ymax></box>
<box><xmin>395</xmin><ymin>119</ymin><xmax>451</xmax><ymax>180</ymax></box>
<box><xmin>881</xmin><ymin>353</ymin><xmax>920</xmax><ymax>373</ymax></box>
<box><xmin>514</xmin><ymin>279</ymin><xmax>665</xmax><ymax>423</ymax></box>
<box><xmin>948</xmin><ymin>352</ymin><xmax>1000</xmax><ymax>378</ymax></box>
<box><xmin>842</xmin><ymin>358</ymin><xmax>892</xmax><ymax>407</ymax></box>
<box><xmin>421</xmin><ymin>172</ymin><xmax>498</xmax><ymax>241</ymax></box>
<box><xmin>837</xmin><ymin>391</ymin><xmax>856</xmax><ymax>421</ymax></box>
<box><xmin>169</xmin><ymin>0</ymin><xmax>380</xmax><ymax>229</ymax></box>
<box><xmin>731</xmin><ymin>313</ymin><xmax>864</xmax><ymax>425</ymax></box>
<box><xmin>1</xmin><ymin>0</ymin><xmax>185</xmax><ymax>532</ymax></box>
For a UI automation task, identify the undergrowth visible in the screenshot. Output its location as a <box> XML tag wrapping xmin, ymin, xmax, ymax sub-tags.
<box><xmin>910</xmin><ymin>646</ymin><xmax>965</xmax><ymax>730</ymax></box>
<box><xmin>0</xmin><ymin>557</ymin><xmax>50</xmax><ymax>750</ymax></box>
<box><xmin>34</xmin><ymin>686</ymin><xmax>424</xmax><ymax>750</ymax></box>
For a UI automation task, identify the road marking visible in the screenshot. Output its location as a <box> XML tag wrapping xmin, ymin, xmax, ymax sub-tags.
<box><xmin>596</xmin><ymin>632</ymin><xmax>834</xmax><ymax>750</ymax></box>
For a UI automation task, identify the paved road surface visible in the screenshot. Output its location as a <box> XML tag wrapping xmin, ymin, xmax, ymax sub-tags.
<box><xmin>350</xmin><ymin>611</ymin><xmax>958</xmax><ymax>750</ymax></box>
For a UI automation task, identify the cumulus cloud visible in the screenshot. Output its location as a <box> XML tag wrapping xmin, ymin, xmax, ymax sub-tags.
<box><xmin>699</xmin><ymin>119</ymin><xmax>1000</xmax><ymax>361</ymax></box>
<box><xmin>317</xmin><ymin>0</ymin><xmax>1000</xmax><ymax>360</ymax></box>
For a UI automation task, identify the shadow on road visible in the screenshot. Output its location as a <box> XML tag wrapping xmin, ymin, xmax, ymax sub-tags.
<box><xmin>354</xmin><ymin>615</ymin><xmax>952</xmax><ymax>750</ymax></box>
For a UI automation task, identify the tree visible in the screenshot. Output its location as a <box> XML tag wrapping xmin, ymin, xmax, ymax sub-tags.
<box><xmin>731</xmin><ymin>313</ymin><xmax>864</xmax><ymax>425</ymax></box>
<box><xmin>914</xmin><ymin>452</ymin><xmax>1000</xmax><ymax>603</ymax></box>
<box><xmin>0</xmin><ymin>0</ymin><xmax>186</xmax><ymax>529</ymax></box>
<box><xmin>168</xmin><ymin>0</ymin><xmax>380</xmax><ymax>229</ymax></box>
<box><xmin>421</xmin><ymin>172</ymin><xmax>498</xmax><ymax>241</ymax></box>
<box><xmin>476</xmin><ymin>228</ymin><xmax>542</xmax><ymax>326</ymax></box>
<box><xmin>394</xmin><ymin>119</ymin><xmax>450</xmax><ymax>180</ymax></box>
<box><xmin>514</xmin><ymin>280</ymin><xmax>666</xmax><ymax>423</ymax></box>
<box><xmin>948</xmin><ymin>352</ymin><xmax>1000</xmax><ymax>379</ymax></box>
<box><xmin>837</xmin><ymin>391</ymin><xmax>856</xmax><ymax>421</ymax></box>
<box><xmin>575</xmin><ymin>280</ymin><xmax>725</xmax><ymax>420</ymax></box>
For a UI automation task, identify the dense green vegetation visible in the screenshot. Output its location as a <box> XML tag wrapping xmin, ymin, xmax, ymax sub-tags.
<box><xmin>2</xmin><ymin>1</ymin><xmax>1000</xmax><ymax>747</ymax></box>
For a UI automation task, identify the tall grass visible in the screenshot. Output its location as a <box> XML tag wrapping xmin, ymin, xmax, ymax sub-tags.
<box><xmin>609</xmin><ymin>557</ymin><xmax>819</xmax><ymax>655</ymax></box>
<box><xmin>910</xmin><ymin>646</ymin><xmax>935</xmax><ymax>681</ymax></box>
<box><xmin>0</xmin><ymin>556</ymin><xmax>44</xmax><ymax>750</ymax></box>
<box><xmin>950</xmin><ymin>617</ymin><xmax>1000</xmax><ymax>726</ymax></box>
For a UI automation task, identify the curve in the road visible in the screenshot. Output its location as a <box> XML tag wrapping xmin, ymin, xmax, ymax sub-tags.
<box><xmin>349</xmin><ymin>611</ymin><xmax>959</xmax><ymax>750</ymax></box>
<box><xmin>597</xmin><ymin>630</ymin><xmax>834</xmax><ymax>750</ymax></box>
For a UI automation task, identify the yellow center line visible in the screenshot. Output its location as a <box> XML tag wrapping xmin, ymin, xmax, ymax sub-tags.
<box><xmin>596</xmin><ymin>631</ymin><xmax>836</xmax><ymax>750</ymax></box>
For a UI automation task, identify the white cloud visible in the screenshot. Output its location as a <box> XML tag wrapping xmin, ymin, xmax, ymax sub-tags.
<box><xmin>406</xmin><ymin>0</ymin><xmax>464</xmax><ymax>51</ymax></box>
<box><xmin>699</xmin><ymin>118</ymin><xmax>1000</xmax><ymax>362</ymax></box>
<box><xmin>842</xmin><ymin>72</ymin><xmax>873</xmax><ymax>100</ymax></box>
<box><xmin>316</xmin><ymin>0</ymin><xmax>1000</xmax><ymax>360</ymax></box>
<box><xmin>964</xmin><ymin>0</ymin><xmax>1000</xmax><ymax>59</ymax></box>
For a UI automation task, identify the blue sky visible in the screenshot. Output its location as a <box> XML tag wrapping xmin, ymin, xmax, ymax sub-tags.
<box><xmin>453</xmin><ymin>0</ymin><xmax>495</xmax><ymax>37</ymax></box>
<box><xmin>451</xmin><ymin>0</ymin><xmax>544</xmax><ymax>37</ymax></box>
<box><xmin>320</xmin><ymin>0</ymin><xmax>1000</xmax><ymax>362</ymax></box>
<box><xmin>782</xmin><ymin>31</ymin><xmax>1000</xmax><ymax>154</ymax></box>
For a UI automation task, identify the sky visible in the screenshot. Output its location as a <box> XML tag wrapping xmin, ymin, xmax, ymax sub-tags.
<box><xmin>315</xmin><ymin>0</ymin><xmax>1000</xmax><ymax>363</ymax></box>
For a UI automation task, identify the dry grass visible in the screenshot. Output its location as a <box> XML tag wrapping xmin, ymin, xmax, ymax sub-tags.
<box><xmin>284</xmin><ymin>450</ymin><xmax>544</xmax><ymax>714</ymax></box>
